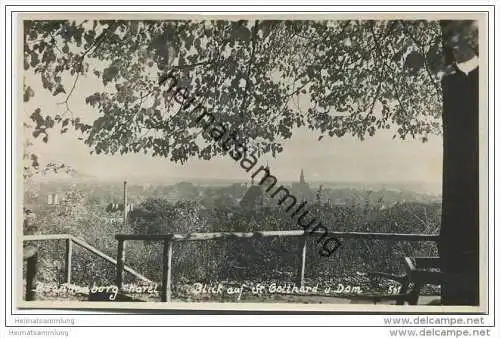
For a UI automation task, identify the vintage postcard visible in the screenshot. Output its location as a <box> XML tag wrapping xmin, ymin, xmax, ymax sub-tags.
<box><xmin>16</xmin><ymin>11</ymin><xmax>489</xmax><ymax>312</ymax></box>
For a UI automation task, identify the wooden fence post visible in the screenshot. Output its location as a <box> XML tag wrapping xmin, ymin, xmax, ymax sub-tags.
<box><xmin>64</xmin><ymin>238</ymin><xmax>72</xmax><ymax>284</ymax></box>
<box><xmin>123</xmin><ymin>180</ymin><xmax>128</xmax><ymax>225</ymax></box>
<box><xmin>297</xmin><ymin>235</ymin><xmax>307</xmax><ymax>288</ymax></box>
<box><xmin>116</xmin><ymin>239</ymin><xmax>125</xmax><ymax>291</ymax></box>
<box><xmin>161</xmin><ymin>238</ymin><xmax>173</xmax><ymax>302</ymax></box>
<box><xmin>24</xmin><ymin>247</ymin><xmax>38</xmax><ymax>301</ymax></box>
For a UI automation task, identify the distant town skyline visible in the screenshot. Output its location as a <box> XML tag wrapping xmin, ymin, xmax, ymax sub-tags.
<box><xmin>29</xmin><ymin>123</ymin><xmax>442</xmax><ymax>192</ymax></box>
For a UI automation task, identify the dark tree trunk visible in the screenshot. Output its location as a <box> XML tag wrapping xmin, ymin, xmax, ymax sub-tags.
<box><xmin>438</xmin><ymin>21</ymin><xmax>479</xmax><ymax>305</ymax></box>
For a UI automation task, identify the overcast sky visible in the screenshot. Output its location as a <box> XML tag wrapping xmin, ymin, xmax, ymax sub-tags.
<box><xmin>27</xmin><ymin>109</ymin><xmax>443</xmax><ymax>188</ymax></box>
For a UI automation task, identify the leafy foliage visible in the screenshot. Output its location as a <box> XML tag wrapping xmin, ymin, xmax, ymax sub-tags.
<box><xmin>23</xmin><ymin>19</ymin><xmax>478</xmax><ymax>167</ymax></box>
<box><xmin>128</xmin><ymin>198</ymin><xmax>208</xmax><ymax>234</ymax></box>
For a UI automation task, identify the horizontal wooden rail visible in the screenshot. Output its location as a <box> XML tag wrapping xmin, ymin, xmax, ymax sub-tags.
<box><xmin>330</xmin><ymin>231</ymin><xmax>439</xmax><ymax>241</ymax></box>
<box><xmin>25</xmin><ymin>231</ymin><xmax>439</xmax><ymax>243</ymax></box>
<box><xmin>23</xmin><ymin>234</ymin><xmax>72</xmax><ymax>241</ymax></box>
<box><xmin>116</xmin><ymin>231</ymin><xmax>440</xmax><ymax>242</ymax></box>
<box><xmin>22</xmin><ymin>235</ymin><xmax>153</xmax><ymax>285</ymax></box>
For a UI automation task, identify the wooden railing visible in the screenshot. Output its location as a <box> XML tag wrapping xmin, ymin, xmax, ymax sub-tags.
<box><xmin>115</xmin><ymin>230</ymin><xmax>440</xmax><ymax>302</ymax></box>
<box><xmin>22</xmin><ymin>232</ymin><xmax>439</xmax><ymax>302</ymax></box>
<box><xmin>22</xmin><ymin>234</ymin><xmax>154</xmax><ymax>289</ymax></box>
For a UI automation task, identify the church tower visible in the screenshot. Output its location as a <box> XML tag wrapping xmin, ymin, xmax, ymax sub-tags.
<box><xmin>292</xmin><ymin>169</ymin><xmax>313</xmax><ymax>203</ymax></box>
<box><xmin>300</xmin><ymin>169</ymin><xmax>305</xmax><ymax>184</ymax></box>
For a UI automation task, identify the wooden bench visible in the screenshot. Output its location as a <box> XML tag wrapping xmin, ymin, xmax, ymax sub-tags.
<box><xmin>345</xmin><ymin>256</ymin><xmax>443</xmax><ymax>305</ymax></box>
<box><xmin>403</xmin><ymin>256</ymin><xmax>443</xmax><ymax>305</ymax></box>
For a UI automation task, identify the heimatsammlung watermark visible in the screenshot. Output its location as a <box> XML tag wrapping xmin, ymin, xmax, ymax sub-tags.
<box><xmin>159</xmin><ymin>70</ymin><xmax>342</xmax><ymax>257</ymax></box>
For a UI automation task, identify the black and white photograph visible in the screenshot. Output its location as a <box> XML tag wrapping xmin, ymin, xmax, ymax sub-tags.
<box><xmin>17</xmin><ymin>12</ymin><xmax>487</xmax><ymax>312</ymax></box>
